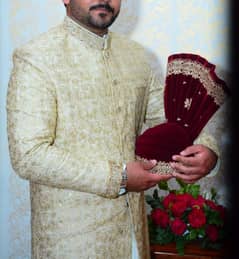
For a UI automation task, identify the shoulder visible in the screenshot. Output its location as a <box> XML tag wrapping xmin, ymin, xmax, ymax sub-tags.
<box><xmin>111</xmin><ymin>32</ymin><xmax>146</xmax><ymax>54</ymax></box>
<box><xmin>13</xmin><ymin>23</ymin><xmax>65</xmax><ymax>67</ymax></box>
<box><xmin>111</xmin><ymin>32</ymin><xmax>152</xmax><ymax>69</ymax></box>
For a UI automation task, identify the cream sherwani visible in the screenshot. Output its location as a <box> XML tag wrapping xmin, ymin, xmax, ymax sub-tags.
<box><xmin>7</xmin><ymin>16</ymin><xmax>218</xmax><ymax>259</ymax></box>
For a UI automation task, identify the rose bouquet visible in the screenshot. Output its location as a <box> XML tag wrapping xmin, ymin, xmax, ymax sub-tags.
<box><xmin>146</xmin><ymin>180</ymin><xmax>226</xmax><ymax>255</ymax></box>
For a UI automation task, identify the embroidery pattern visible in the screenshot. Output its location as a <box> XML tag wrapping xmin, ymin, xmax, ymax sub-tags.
<box><xmin>136</xmin><ymin>156</ymin><xmax>176</xmax><ymax>174</ymax></box>
<box><xmin>184</xmin><ymin>98</ymin><xmax>192</xmax><ymax>110</ymax></box>
<box><xmin>167</xmin><ymin>59</ymin><xmax>226</xmax><ymax>106</ymax></box>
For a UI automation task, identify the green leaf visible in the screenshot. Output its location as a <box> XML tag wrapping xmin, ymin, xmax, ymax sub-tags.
<box><xmin>175</xmin><ymin>237</ymin><xmax>186</xmax><ymax>256</ymax></box>
<box><xmin>185</xmin><ymin>183</ymin><xmax>200</xmax><ymax>197</ymax></box>
<box><xmin>147</xmin><ymin>200</ymin><xmax>162</xmax><ymax>209</ymax></box>
<box><xmin>191</xmin><ymin>185</ymin><xmax>200</xmax><ymax>198</ymax></box>
<box><xmin>176</xmin><ymin>178</ymin><xmax>187</xmax><ymax>189</ymax></box>
<box><xmin>205</xmin><ymin>209</ymin><xmax>223</xmax><ymax>226</ymax></box>
<box><xmin>158</xmin><ymin>181</ymin><xmax>169</xmax><ymax>191</ymax></box>
<box><xmin>210</xmin><ymin>188</ymin><xmax>218</xmax><ymax>202</ymax></box>
<box><xmin>145</xmin><ymin>191</ymin><xmax>163</xmax><ymax>209</ymax></box>
<box><xmin>152</xmin><ymin>227</ymin><xmax>174</xmax><ymax>245</ymax></box>
<box><xmin>218</xmin><ymin>228</ymin><xmax>226</xmax><ymax>240</ymax></box>
<box><xmin>175</xmin><ymin>179</ymin><xmax>201</xmax><ymax>197</ymax></box>
<box><xmin>145</xmin><ymin>194</ymin><xmax>154</xmax><ymax>203</ymax></box>
<box><xmin>187</xmin><ymin>229</ymin><xmax>198</xmax><ymax>240</ymax></box>
<box><xmin>145</xmin><ymin>195</ymin><xmax>156</xmax><ymax>207</ymax></box>
<box><xmin>153</xmin><ymin>189</ymin><xmax>159</xmax><ymax>199</ymax></box>
<box><xmin>197</xmin><ymin>228</ymin><xmax>206</xmax><ymax>238</ymax></box>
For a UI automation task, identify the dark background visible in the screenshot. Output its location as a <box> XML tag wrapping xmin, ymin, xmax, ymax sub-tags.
<box><xmin>227</xmin><ymin>1</ymin><xmax>239</xmax><ymax>258</ymax></box>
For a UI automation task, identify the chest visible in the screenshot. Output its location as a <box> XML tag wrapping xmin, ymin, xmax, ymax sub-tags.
<box><xmin>53</xmin><ymin>48</ymin><xmax>149</xmax><ymax>120</ymax></box>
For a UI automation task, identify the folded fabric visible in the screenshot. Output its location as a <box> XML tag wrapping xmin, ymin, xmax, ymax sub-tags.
<box><xmin>135</xmin><ymin>53</ymin><xmax>229</xmax><ymax>174</ymax></box>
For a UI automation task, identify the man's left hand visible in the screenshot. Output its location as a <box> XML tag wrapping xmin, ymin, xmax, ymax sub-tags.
<box><xmin>170</xmin><ymin>144</ymin><xmax>218</xmax><ymax>184</ymax></box>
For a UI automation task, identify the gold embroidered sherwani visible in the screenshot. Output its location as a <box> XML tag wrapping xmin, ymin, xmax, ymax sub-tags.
<box><xmin>7</xmin><ymin>17</ymin><xmax>218</xmax><ymax>259</ymax></box>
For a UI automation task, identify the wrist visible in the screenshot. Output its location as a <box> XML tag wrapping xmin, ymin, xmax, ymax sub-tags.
<box><xmin>118</xmin><ymin>163</ymin><xmax>128</xmax><ymax>196</ymax></box>
<box><xmin>207</xmin><ymin>156</ymin><xmax>220</xmax><ymax>178</ymax></box>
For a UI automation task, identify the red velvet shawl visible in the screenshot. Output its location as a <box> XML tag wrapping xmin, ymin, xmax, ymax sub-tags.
<box><xmin>135</xmin><ymin>53</ymin><xmax>229</xmax><ymax>163</ymax></box>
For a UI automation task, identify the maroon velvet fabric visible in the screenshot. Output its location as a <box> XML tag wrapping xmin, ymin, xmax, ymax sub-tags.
<box><xmin>135</xmin><ymin>122</ymin><xmax>192</xmax><ymax>162</ymax></box>
<box><xmin>135</xmin><ymin>53</ymin><xmax>229</xmax><ymax>163</ymax></box>
<box><xmin>164</xmin><ymin>53</ymin><xmax>229</xmax><ymax>141</ymax></box>
<box><xmin>164</xmin><ymin>74</ymin><xmax>219</xmax><ymax>141</ymax></box>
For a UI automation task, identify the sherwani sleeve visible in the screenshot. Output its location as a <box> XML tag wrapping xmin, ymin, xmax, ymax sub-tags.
<box><xmin>144</xmin><ymin>72</ymin><xmax>220</xmax><ymax>174</ymax></box>
<box><xmin>144</xmin><ymin>72</ymin><xmax>165</xmax><ymax>128</ymax></box>
<box><xmin>7</xmin><ymin>50</ymin><xmax>122</xmax><ymax>198</ymax></box>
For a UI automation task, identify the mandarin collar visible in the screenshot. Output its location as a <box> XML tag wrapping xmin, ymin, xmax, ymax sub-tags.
<box><xmin>63</xmin><ymin>16</ymin><xmax>111</xmax><ymax>50</ymax></box>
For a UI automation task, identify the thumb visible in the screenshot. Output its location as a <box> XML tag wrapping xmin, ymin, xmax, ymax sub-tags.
<box><xmin>141</xmin><ymin>159</ymin><xmax>157</xmax><ymax>170</ymax></box>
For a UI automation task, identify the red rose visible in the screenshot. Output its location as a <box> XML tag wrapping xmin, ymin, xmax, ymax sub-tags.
<box><xmin>151</xmin><ymin>208</ymin><xmax>169</xmax><ymax>228</ymax></box>
<box><xmin>206</xmin><ymin>225</ymin><xmax>219</xmax><ymax>241</ymax></box>
<box><xmin>176</xmin><ymin>193</ymin><xmax>194</xmax><ymax>207</ymax></box>
<box><xmin>188</xmin><ymin>208</ymin><xmax>206</xmax><ymax>228</ymax></box>
<box><xmin>170</xmin><ymin>218</ymin><xmax>187</xmax><ymax>235</ymax></box>
<box><xmin>205</xmin><ymin>200</ymin><xmax>217</xmax><ymax>210</ymax></box>
<box><xmin>215</xmin><ymin>205</ymin><xmax>226</xmax><ymax>220</ymax></box>
<box><xmin>171</xmin><ymin>200</ymin><xmax>187</xmax><ymax>217</ymax></box>
<box><xmin>163</xmin><ymin>193</ymin><xmax>177</xmax><ymax>209</ymax></box>
<box><xmin>191</xmin><ymin>195</ymin><xmax>206</xmax><ymax>209</ymax></box>
<box><xmin>206</xmin><ymin>200</ymin><xmax>226</xmax><ymax>221</ymax></box>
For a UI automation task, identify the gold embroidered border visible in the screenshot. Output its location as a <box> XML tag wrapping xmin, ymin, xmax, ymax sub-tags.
<box><xmin>136</xmin><ymin>156</ymin><xmax>175</xmax><ymax>175</ymax></box>
<box><xmin>167</xmin><ymin>59</ymin><xmax>226</xmax><ymax>106</ymax></box>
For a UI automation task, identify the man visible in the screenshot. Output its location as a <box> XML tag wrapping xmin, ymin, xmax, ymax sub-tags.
<box><xmin>7</xmin><ymin>0</ymin><xmax>218</xmax><ymax>258</ymax></box>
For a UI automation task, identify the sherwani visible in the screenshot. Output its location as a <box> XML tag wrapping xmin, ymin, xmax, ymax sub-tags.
<box><xmin>7</xmin><ymin>16</ymin><xmax>218</xmax><ymax>259</ymax></box>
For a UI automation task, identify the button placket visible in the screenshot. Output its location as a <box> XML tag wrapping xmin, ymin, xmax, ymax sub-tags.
<box><xmin>103</xmin><ymin>50</ymin><xmax>110</xmax><ymax>59</ymax></box>
<box><xmin>102</xmin><ymin>50</ymin><xmax>125</xmax><ymax>161</ymax></box>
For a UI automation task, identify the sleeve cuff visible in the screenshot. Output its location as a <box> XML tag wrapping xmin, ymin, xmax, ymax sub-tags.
<box><xmin>104</xmin><ymin>161</ymin><xmax>123</xmax><ymax>198</ymax></box>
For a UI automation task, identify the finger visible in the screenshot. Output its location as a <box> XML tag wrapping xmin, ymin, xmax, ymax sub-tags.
<box><xmin>145</xmin><ymin>182</ymin><xmax>158</xmax><ymax>190</ymax></box>
<box><xmin>172</xmin><ymin>171</ymin><xmax>201</xmax><ymax>182</ymax></box>
<box><xmin>148</xmin><ymin>173</ymin><xmax>173</xmax><ymax>183</ymax></box>
<box><xmin>180</xmin><ymin>144</ymin><xmax>202</xmax><ymax>156</ymax></box>
<box><xmin>139</xmin><ymin>179</ymin><xmax>159</xmax><ymax>191</ymax></box>
<box><xmin>170</xmin><ymin>162</ymin><xmax>199</xmax><ymax>175</ymax></box>
<box><xmin>181</xmin><ymin>179</ymin><xmax>197</xmax><ymax>184</ymax></box>
<box><xmin>172</xmin><ymin>156</ymin><xmax>198</xmax><ymax>166</ymax></box>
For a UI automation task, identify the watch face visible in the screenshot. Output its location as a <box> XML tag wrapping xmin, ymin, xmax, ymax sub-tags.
<box><xmin>118</xmin><ymin>187</ymin><xmax>127</xmax><ymax>196</ymax></box>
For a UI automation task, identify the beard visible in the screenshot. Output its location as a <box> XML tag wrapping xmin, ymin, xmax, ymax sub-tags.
<box><xmin>87</xmin><ymin>11</ymin><xmax>119</xmax><ymax>29</ymax></box>
<box><xmin>69</xmin><ymin>2</ymin><xmax>120</xmax><ymax>30</ymax></box>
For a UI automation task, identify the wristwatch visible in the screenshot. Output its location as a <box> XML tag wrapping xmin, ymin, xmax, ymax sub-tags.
<box><xmin>118</xmin><ymin>163</ymin><xmax>128</xmax><ymax>196</ymax></box>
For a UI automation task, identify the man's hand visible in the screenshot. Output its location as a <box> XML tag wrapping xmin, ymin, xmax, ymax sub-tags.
<box><xmin>170</xmin><ymin>144</ymin><xmax>218</xmax><ymax>184</ymax></box>
<box><xmin>126</xmin><ymin>160</ymin><xmax>172</xmax><ymax>192</ymax></box>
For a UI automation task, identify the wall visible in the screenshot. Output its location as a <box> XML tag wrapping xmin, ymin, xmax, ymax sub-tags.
<box><xmin>0</xmin><ymin>1</ymin><xmax>229</xmax><ymax>258</ymax></box>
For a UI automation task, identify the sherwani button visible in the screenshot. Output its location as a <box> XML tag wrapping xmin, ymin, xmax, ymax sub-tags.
<box><xmin>104</xmin><ymin>51</ymin><xmax>110</xmax><ymax>58</ymax></box>
<box><xmin>112</xmin><ymin>79</ymin><xmax>118</xmax><ymax>85</ymax></box>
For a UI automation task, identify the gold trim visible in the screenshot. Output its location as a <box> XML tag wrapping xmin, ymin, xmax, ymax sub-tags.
<box><xmin>136</xmin><ymin>156</ymin><xmax>175</xmax><ymax>175</ymax></box>
<box><xmin>167</xmin><ymin>59</ymin><xmax>226</xmax><ymax>106</ymax></box>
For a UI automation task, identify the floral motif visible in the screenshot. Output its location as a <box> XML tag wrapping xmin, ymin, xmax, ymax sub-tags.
<box><xmin>167</xmin><ymin>59</ymin><xmax>227</xmax><ymax>106</ymax></box>
<box><xmin>184</xmin><ymin>98</ymin><xmax>192</xmax><ymax>110</ymax></box>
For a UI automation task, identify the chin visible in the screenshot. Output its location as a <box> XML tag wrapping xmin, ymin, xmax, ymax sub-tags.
<box><xmin>90</xmin><ymin>17</ymin><xmax>113</xmax><ymax>29</ymax></box>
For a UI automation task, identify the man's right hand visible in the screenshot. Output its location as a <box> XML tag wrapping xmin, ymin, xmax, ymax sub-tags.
<box><xmin>126</xmin><ymin>160</ymin><xmax>173</xmax><ymax>192</ymax></box>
